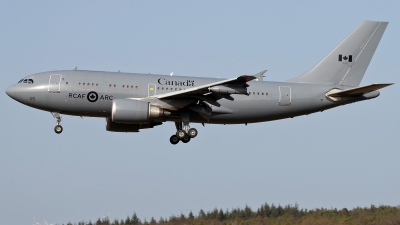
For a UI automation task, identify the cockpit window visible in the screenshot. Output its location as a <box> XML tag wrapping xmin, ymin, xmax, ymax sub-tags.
<box><xmin>18</xmin><ymin>79</ymin><xmax>34</xmax><ymax>84</ymax></box>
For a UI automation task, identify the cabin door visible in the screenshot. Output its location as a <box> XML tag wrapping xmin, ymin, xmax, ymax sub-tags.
<box><xmin>279</xmin><ymin>86</ymin><xmax>291</xmax><ymax>106</ymax></box>
<box><xmin>48</xmin><ymin>74</ymin><xmax>62</xmax><ymax>93</ymax></box>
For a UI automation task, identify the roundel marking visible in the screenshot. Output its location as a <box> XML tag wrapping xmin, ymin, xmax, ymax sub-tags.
<box><xmin>87</xmin><ymin>91</ymin><xmax>98</xmax><ymax>102</ymax></box>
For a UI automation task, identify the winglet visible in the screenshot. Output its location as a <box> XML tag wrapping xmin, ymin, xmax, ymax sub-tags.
<box><xmin>254</xmin><ymin>70</ymin><xmax>267</xmax><ymax>81</ymax></box>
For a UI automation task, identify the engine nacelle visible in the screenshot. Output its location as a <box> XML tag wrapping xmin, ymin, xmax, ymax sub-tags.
<box><xmin>106</xmin><ymin>118</ymin><xmax>162</xmax><ymax>132</ymax></box>
<box><xmin>112</xmin><ymin>99</ymin><xmax>170</xmax><ymax>123</ymax></box>
<box><xmin>210</xmin><ymin>85</ymin><xmax>247</xmax><ymax>94</ymax></box>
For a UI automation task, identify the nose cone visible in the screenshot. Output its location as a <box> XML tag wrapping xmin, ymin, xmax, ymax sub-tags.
<box><xmin>5</xmin><ymin>85</ymin><xmax>16</xmax><ymax>99</ymax></box>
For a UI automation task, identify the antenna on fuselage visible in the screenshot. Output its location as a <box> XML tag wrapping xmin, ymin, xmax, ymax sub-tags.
<box><xmin>74</xmin><ymin>67</ymin><xmax>77</xmax><ymax>70</ymax></box>
<box><xmin>170</xmin><ymin>72</ymin><xmax>173</xmax><ymax>76</ymax></box>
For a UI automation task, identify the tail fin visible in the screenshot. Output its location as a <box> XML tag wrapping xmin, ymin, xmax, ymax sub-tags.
<box><xmin>287</xmin><ymin>21</ymin><xmax>388</xmax><ymax>86</ymax></box>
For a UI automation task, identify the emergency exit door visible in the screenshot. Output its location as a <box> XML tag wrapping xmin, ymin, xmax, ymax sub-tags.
<box><xmin>148</xmin><ymin>83</ymin><xmax>156</xmax><ymax>96</ymax></box>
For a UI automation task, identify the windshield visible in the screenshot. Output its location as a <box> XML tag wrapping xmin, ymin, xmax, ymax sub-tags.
<box><xmin>18</xmin><ymin>79</ymin><xmax>34</xmax><ymax>84</ymax></box>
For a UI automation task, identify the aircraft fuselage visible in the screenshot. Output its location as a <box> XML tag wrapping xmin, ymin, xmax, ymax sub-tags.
<box><xmin>6</xmin><ymin>70</ymin><xmax>373</xmax><ymax>125</ymax></box>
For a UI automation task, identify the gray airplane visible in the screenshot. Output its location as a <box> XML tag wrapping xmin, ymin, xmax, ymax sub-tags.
<box><xmin>5</xmin><ymin>21</ymin><xmax>393</xmax><ymax>144</ymax></box>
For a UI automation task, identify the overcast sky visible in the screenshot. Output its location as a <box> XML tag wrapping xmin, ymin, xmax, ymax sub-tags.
<box><xmin>1</xmin><ymin>1</ymin><xmax>399</xmax><ymax>224</ymax></box>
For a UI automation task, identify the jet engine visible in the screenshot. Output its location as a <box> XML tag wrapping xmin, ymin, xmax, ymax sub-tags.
<box><xmin>106</xmin><ymin>118</ymin><xmax>162</xmax><ymax>132</ymax></box>
<box><xmin>111</xmin><ymin>99</ymin><xmax>170</xmax><ymax>124</ymax></box>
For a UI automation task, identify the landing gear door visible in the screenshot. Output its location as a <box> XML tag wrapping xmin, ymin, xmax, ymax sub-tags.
<box><xmin>279</xmin><ymin>86</ymin><xmax>291</xmax><ymax>106</ymax></box>
<box><xmin>148</xmin><ymin>83</ymin><xmax>156</xmax><ymax>96</ymax></box>
<box><xmin>48</xmin><ymin>74</ymin><xmax>62</xmax><ymax>93</ymax></box>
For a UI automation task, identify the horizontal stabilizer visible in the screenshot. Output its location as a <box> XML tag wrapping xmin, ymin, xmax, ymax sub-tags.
<box><xmin>328</xmin><ymin>83</ymin><xmax>393</xmax><ymax>97</ymax></box>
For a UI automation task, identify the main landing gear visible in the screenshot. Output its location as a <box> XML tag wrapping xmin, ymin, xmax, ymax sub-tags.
<box><xmin>51</xmin><ymin>112</ymin><xmax>63</xmax><ymax>134</ymax></box>
<box><xmin>170</xmin><ymin>122</ymin><xmax>198</xmax><ymax>145</ymax></box>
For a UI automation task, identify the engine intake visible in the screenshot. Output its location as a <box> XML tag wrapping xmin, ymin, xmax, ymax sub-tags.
<box><xmin>112</xmin><ymin>99</ymin><xmax>170</xmax><ymax>124</ymax></box>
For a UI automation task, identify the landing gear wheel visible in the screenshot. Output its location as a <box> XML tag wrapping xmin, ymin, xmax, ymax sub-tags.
<box><xmin>170</xmin><ymin>135</ymin><xmax>180</xmax><ymax>145</ymax></box>
<box><xmin>176</xmin><ymin>130</ymin><xmax>186</xmax><ymax>140</ymax></box>
<box><xmin>54</xmin><ymin>125</ymin><xmax>63</xmax><ymax>134</ymax></box>
<box><xmin>182</xmin><ymin>135</ymin><xmax>191</xmax><ymax>143</ymax></box>
<box><xmin>187</xmin><ymin>128</ymin><xmax>198</xmax><ymax>138</ymax></box>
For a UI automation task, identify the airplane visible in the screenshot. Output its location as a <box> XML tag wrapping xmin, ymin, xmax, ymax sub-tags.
<box><xmin>6</xmin><ymin>21</ymin><xmax>393</xmax><ymax>145</ymax></box>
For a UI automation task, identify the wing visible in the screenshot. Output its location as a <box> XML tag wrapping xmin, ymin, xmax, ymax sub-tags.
<box><xmin>152</xmin><ymin>75</ymin><xmax>257</xmax><ymax>99</ymax></box>
<box><xmin>136</xmin><ymin>74</ymin><xmax>260</xmax><ymax>121</ymax></box>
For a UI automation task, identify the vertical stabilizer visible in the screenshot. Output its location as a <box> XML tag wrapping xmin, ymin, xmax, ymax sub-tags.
<box><xmin>287</xmin><ymin>21</ymin><xmax>388</xmax><ymax>86</ymax></box>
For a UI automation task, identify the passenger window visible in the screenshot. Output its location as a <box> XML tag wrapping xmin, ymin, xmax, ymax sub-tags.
<box><xmin>28</xmin><ymin>79</ymin><xmax>34</xmax><ymax>84</ymax></box>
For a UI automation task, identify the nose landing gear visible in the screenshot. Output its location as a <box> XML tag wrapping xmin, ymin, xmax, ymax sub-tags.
<box><xmin>54</xmin><ymin>125</ymin><xmax>63</xmax><ymax>134</ymax></box>
<box><xmin>51</xmin><ymin>112</ymin><xmax>63</xmax><ymax>134</ymax></box>
<box><xmin>170</xmin><ymin>122</ymin><xmax>198</xmax><ymax>145</ymax></box>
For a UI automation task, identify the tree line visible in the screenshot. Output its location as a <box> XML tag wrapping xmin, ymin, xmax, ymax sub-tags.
<box><xmin>63</xmin><ymin>202</ymin><xmax>400</xmax><ymax>225</ymax></box>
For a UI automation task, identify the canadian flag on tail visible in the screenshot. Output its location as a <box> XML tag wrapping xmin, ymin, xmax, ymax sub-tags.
<box><xmin>338</xmin><ymin>54</ymin><xmax>352</xmax><ymax>62</ymax></box>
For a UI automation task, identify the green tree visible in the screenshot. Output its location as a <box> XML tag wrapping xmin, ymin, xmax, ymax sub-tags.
<box><xmin>131</xmin><ymin>213</ymin><xmax>141</xmax><ymax>225</ymax></box>
<box><xmin>198</xmin><ymin>209</ymin><xmax>206</xmax><ymax>219</ymax></box>
<box><xmin>188</xmin><ymin>211</ymin><xmax>194</xmax><ymax>220</ymax></box>
<box><xmin>218</xmin><ymin>209</ymin><xmax>225</xmax><ymax>221</ymax></box>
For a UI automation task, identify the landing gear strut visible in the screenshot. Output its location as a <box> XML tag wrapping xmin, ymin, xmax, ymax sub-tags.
<box><xmin>51</xmin><ymin>112</ymin><xmax>63</xmax><ymax>134</ymax></box>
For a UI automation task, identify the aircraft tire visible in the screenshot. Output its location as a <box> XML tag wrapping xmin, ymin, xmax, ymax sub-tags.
<box><xmin>54</xmin><ymin>125</ymin><xmax>63</xmax><ymax>134</ymax></box>
<box><xmin>182</xmin><ymin>135</ymin><xmax>191</xmax><ymax>143</ymax></box>
<box><xmin>176</xmin><ymin>130</ymin><xmax>186</xmax><ymax>140</ymax></box>
<box><xmin>187</xmin><ymin>128</ymin><xmax>198</xmax><ymax>138</ymax></box>
<box><xmin>170</xmin><ymin>135</ymin><xmax>180</xmax><ymax>145</ymax></box>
